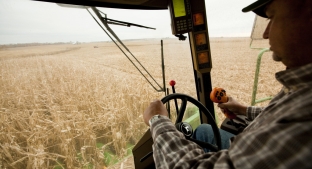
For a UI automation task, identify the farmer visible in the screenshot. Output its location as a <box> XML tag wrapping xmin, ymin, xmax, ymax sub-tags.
<box><xmin>142</xmin><ymin>0</ymin><xmax>312</xmax><ymax>168</ymax></box>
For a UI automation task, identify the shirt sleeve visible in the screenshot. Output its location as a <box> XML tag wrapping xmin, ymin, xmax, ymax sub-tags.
<box><xmin>150</xmin><ymin>116</ymin><xmax>235</xmax><ymax>169</ymax></box>
<box><xmin>246</xmin><ymin>106</ymin><xmax>264</xmax><ymax>120</ymax></box>
<box><xmin>150</xmin><ymin>116</ymin><xmax>312</xmax><ymax>169</ymax></box>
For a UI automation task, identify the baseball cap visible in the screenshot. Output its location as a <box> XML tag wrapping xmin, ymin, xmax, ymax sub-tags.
<box><xmin>242</xmin><ymin>0</ymin><xmax>273</xmax><ymax>18</ymax></box>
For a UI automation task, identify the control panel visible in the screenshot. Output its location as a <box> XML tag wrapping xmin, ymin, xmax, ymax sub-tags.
<box><xmin>190</xmin><ymin>8</ymin><xmax>212</xmax><ymax>72</ymax></box>
<box><xmin>169</xmin><ymin>0</ymin><xmax>192</xmax><ymax>34</ymax></box>
<box><xmin>169</xmin><ymin>0</ymin><xmax>212</xmax><ymax>72</ymax></box>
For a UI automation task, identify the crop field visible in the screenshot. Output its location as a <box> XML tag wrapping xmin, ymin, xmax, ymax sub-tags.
<box><xmin>0</xmin><ymin>38</ymin><xmax>285</xmax><ymax>168</ymax></box>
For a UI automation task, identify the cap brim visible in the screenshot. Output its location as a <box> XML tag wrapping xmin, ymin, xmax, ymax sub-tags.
<box><xmin>242</xmin><ymin>0</ymin><xmax>272</xmax><ymax>18</ymax></box>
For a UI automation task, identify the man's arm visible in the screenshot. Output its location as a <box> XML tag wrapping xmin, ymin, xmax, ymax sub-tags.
<box><xmin>150</xmin><ymin>115</ymin><xmax>312</xmax><ymax>169</ymax></box>
<box><xmin>218</xmin><ymin>97</ymin><xmax>264</xmax><ymax>121</ymax></box>
<box><xmin>150</xmin><ymin>116</ymin><xmax>235</xmax><ymax>169</ymax></box>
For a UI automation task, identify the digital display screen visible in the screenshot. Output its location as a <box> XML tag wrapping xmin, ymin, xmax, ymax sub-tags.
<box><xmin>197</xmin><ymin>52</ymin><xmax>209</xmax><ymax>64</ymax></box>
<box><xmin>193</xmin><ymin>13</ymin><xmax>204</xmax><ymax>26</ymax></box>
<box><xmin>172</xmin><ymin>0</ymin><xmax>186</xmax><ymax>17</ymax></box>
<box><xmin>195</xmin><ymin>33</ymin><xmax>207</xmax><ymax>45</ymax></box>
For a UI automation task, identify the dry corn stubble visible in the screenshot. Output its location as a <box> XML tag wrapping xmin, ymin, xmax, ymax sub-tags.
<box><xmin>0</xmin><ymin>38</ymin><xmax>284</xmax><ymax>168</ymax></box>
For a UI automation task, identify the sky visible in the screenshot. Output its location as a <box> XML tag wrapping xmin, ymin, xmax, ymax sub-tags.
<box><xmin>0</xmin><ymin>0</ymin><xmax>256</xmax><ymax>44</ymax></box>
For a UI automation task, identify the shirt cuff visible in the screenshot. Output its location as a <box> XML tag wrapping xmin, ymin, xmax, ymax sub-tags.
<box><xmin>149</xmin><ymin>114</ymin><xmax>164</xmax><ymax>126</ymax></box>
<box><xmin>246</xmin><ymin>106</ymin><xmax>263</xmax><ymax>120</ymax></box>
<box><xmin>150</xmin><ymin>116</ymin><xmax>177</xmax><ymax>140</ymax></box>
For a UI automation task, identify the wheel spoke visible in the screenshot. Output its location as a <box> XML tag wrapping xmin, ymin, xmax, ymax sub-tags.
<box><xmin>175</xmin><ymin>97</ymin><xmax>187</xmax><ymax>124</ymax></box>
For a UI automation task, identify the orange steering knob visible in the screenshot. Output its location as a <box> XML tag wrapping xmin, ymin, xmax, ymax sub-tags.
<box><xmin>210</xmin><ymin>87</ymin><xmax>236</xmax><ymax>119</ymax></box>
<box><xmin>210</xmin><ymin>87</ymin><xmax>228</xmax><ymax>103</ymax></box>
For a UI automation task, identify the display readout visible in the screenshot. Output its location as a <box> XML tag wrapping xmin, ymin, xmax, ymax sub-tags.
<box><xmin>195</xmin><ymin>33</ymin><xmax>207</xmax><ymax>45</ymax></box>
<box><xmin>197</xmin><ymin>52</ymin><xmax>209</xmax><ymax>64</ymax></box>
<box><xmin>193</xmin><ymin>12</ymin><xmax>204</xmax><ymax>26</ymax></box>
<box><xmin>172</xmin><ymin>0</ymin><xmax>186</xmax><ymax>17</ymax></box>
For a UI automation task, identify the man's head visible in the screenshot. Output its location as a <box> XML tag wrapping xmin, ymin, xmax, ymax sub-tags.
<box><xmin>243</xmin><ymin>0</ymin><xmax>312</xmax><ymax>69</ymax></box>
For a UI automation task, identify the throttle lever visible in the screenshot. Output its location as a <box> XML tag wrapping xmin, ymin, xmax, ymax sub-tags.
<box><xmin>169</xmin><ymin>80</ymin><xmax>179</xmax><ymax>117</ymax></box>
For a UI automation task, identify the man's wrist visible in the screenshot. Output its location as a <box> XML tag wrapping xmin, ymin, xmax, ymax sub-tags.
<box><xmin>240</xmin><ymin>105</ymin><xmax>248</xmax><ymax>116</ymax></box>
<box><xmin>149</xmin><ymin>114</ymin><xmax>162</xmax><ymax>126</ymax></box>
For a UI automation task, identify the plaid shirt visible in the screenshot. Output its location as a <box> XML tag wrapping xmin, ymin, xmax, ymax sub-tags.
<box><xmin>150</xmin><ymin>63</ymin><xmax>312</xmax><ymax>169</ymax></box>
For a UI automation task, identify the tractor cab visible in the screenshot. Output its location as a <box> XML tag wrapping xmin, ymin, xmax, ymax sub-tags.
<box><xmin>1</xmin><ymin>0</ymin><xmax>272</xmax><ymax>168</ymax></box>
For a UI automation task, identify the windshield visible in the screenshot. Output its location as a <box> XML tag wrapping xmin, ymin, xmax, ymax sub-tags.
<box><xmin>0</xmin><ymin>0</ymin><xmax>283</xmax><ymax>168</ymax></box>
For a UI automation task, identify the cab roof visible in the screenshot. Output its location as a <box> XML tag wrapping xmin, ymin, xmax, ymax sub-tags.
<box><xmin>34</xmin><ymin>0</ymin><xmax>169</xmax><ymax>10</ymax></box>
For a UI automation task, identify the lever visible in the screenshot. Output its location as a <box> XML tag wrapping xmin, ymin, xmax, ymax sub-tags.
<box><xmin>169</xmin><ymin>80</ymin><xmax>179</xmax><ymax>116</ymax></box>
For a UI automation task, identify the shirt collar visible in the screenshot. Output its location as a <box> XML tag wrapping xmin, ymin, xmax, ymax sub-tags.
<box><xmin>275</xmin><ymin>63</ymin><xmax>312</xmax><ymax>91</ymax></box>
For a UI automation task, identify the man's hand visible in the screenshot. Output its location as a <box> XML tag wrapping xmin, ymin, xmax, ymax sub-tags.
<box><xmin>218</xmin><ymin>97</ymin><xmax>247</xmax><ymax>116</ymax></box>
<box><xmin>143</xmin><ymin>100</ymin><xmax>169</xmax><ymax>126</ymax></box>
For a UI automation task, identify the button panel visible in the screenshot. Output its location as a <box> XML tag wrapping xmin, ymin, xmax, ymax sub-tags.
<box><xmin>176</xmin><ymin>19</ymin><xmax>192</xmax><ymax>32</ymax></box>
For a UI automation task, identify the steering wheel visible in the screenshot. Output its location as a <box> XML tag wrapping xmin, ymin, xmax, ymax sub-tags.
<box><xmin>161</xmin><ymin>93</ymin><xmax>221</xmax><ymax>152</ymax></box>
